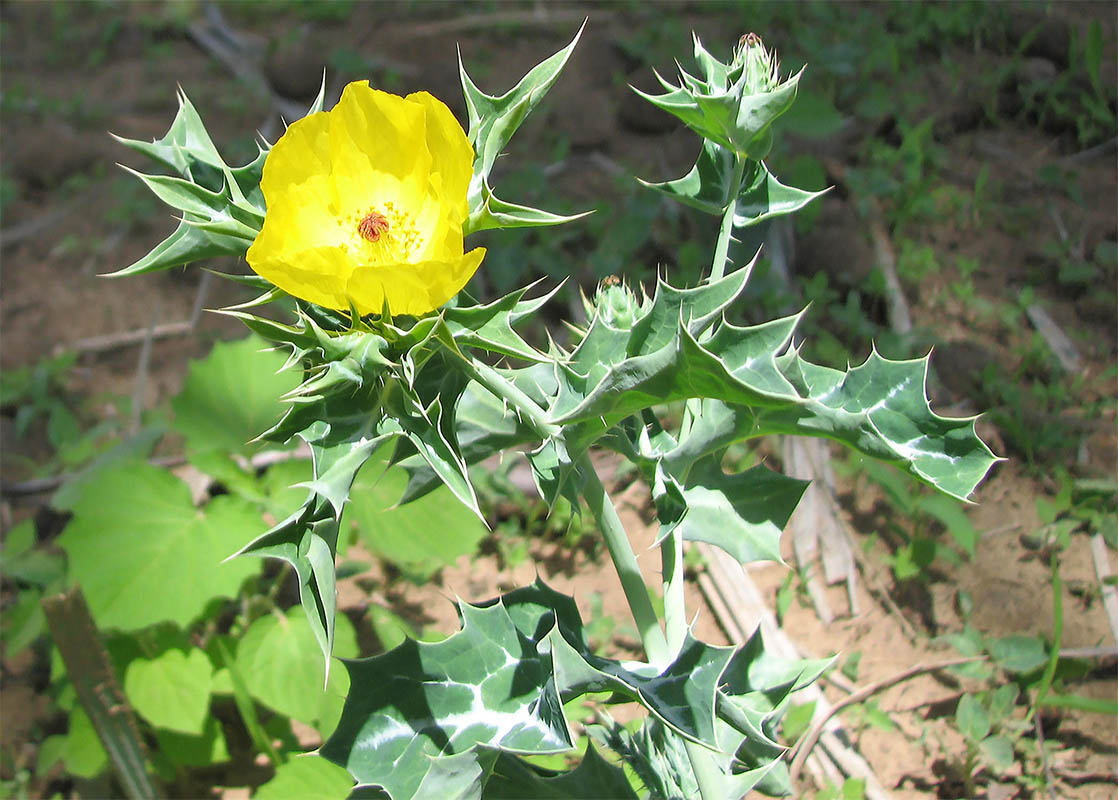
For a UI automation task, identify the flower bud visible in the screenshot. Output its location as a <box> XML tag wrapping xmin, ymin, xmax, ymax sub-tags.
<box><xmin>635</xmin><ymin>32</ymin><xmax>800</xmax><ymax>162</ymax></box>
<box><xmin>736</xmin><ymin>33</ymin><xmax>779</xmax><ymax>96</ymax></box>
<box><xmin>592</xmin><ymin>276</ymin><xmax>644</xmax><ymax>330</ymax></box>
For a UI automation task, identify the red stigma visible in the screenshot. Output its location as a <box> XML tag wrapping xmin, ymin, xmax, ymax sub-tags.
<box><xmin>358</xmin><ymin>211</ymin><xmax>390</xmax><ymax>243</ymax></box>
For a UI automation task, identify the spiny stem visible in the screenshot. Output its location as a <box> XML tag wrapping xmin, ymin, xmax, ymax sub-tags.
<box><xmin>459</xmin><ymin>352</ymin><xmax>725</xmax><ymax>799</ymax></box>
<box><xmin>661</xmin><ymin>524</ymin><xmax>687</xmax><ymax>655</ymax></box>
<box><xmin>709</xmin><ymin>155</ymin><xmax>747</xmax><ymax>282</ymax></box>
<box><xmin>579</xmin><ymin>454</ymin><xmax>669</xmax><ymax>664</ymax></box>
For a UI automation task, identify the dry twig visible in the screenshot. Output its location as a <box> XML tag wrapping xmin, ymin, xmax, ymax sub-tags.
<box><xmin>788</xmin><ymin>656</ymin><xmax>983</xmax><ymax>786</ymax></box>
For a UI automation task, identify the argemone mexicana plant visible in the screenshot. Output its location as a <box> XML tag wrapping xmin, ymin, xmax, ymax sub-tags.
<box><xmin>114</xmin><ymin>26</ymin><xmax>998</xmax><ymax>799</ymax></box>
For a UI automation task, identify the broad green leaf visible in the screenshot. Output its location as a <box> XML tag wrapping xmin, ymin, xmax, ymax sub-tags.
<box><xmin>987</xmin><ymin>635</ymin><xmax>1048</xmax><ymax>674</ymax></box>
<box><xmin>1</xmin><ymin>544</ymin><xmax>66</xmax><ymax>587</ymax></box>
<box><xmin>780</xmin><ymin>90</ymin><xmax>846</xmax><ymax>139</ymax></box>
<box><xmin>2</xmin><ymin>587</ymin><xmax>45</xmax><ymax>656</ymax></box>
<box><xmin>367</xmin><ymin>605</ymin><xmax>420</xmax><ymax>652</ymax></box>
<box><xmin>236</xmin><ymin>607</ymin><xmax>358</xmax><ymax>734</ymax></box>
<box><xmin>58</xmin><ymin>462</ymin><xmax>262</xmax><ymax>631</ymax></box>
<box><xmin>259</xmin><ymin>457</ymin><xmax>315</xmax><ymax>521</ymax></box>
<box><xmin>987</xmin><ymin>684</ymin><xmax>1018</xmax><ymax>724</ymax></box>
<box><xmin>36</xmin><ymin>734</ymin><xmax>67</xmax><ymax>778</ymax></box>
<box><xmin>321</xmin><ymin>601</ymin><xmax>573</xmax><ymax>797</ymax></box>
<box><xmin>172</xmin><ymin>335</ymin><xmax>300</xmax><ymax>455</ymax></box>
<box><xmin>153</xmin><ymin>715</ymin><xmax>229</xmax><ymax>767</ymax></box>
<box><xmin>2</xmin><ymin>519</ymin><xmax>35</xmax><ymax>559</ymax></box>
<box><xmin>49</xmin><ymin>427</ymin><xmax>163</xmax><ymax>511</ymax></box>
<box><xmin>254</xmin><ymin>754</ymin><xmax>354</xmax><ymax>800</ymax></box>
<box><xmin>842</xmin><ymin>777</ymin><xmax>868</xmax><ymax>800</ymax></box>
<box><xmin>978</xmin><ymin>735</ymin><xmax>1015</xmax><ymax>772</ymax></box>
<box><xmin>955</xmin><ymin>694</ymin><xmax>990</xmax><ymax>742</ymax></box>
<box><xmin>342</xmin><ymin>452</ymin><xmax>487</xmax><ymax>579</ymax></box>
<box><xmin>62</xmin><ymin>706</ymin><xmax>108</xmax><ymax>779</ymax></box>
<box><xmin>484</xmin><ymin>743</ymin><xmax>637</xmax><ymax>799</ymax></box>
<box><xmin>124</xmin><ymin>648</ymin><xmax>213</xmax><ymax>735</ymax></box>
<box><xmin>781</xmin><ymin>701</ymin><xmax>816</xmax><ymax>744</ymax></box>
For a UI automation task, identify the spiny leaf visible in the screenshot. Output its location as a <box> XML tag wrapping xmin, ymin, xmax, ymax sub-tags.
<box><xmin>461</xmin><ymin>22</ymin><xmax>583</xmax><ymax>183</ymax></box>
<box><xmin>442</xmin><ymin>283</ymin><xmax>558</xmax><ymax>362</ymax></box>
<box><xmin>660</xmin><ymin>458</ymin><xmax>809</xmax><ymax>565</ymax></box>
<box><xmin>547</xmin><ymin>268</ymin><xmax>998</xmax><ymax>500</ymax></box>
<box><xmin>484</xmin><ymin>743</ymin><xmax>637</xmax><ymax>799</ymax></box>
<box><xmin>232</xmin><ymin>498</ymin><xmax>344</xmax><ymax>680</ymax></box>
<box><xmin>460</xmin><ymin>23</ymin><xmax>588</xmax><ymax>235</ymax></box>
<box><xmin>321</xmin><ymin>601</ymin><xmax>574</xmax><ymax>797</ymax></box>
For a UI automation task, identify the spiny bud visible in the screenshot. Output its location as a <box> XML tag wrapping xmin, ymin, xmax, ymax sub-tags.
<box><xmin>633</xmin><ymin>31</ymin><xmax>800</xmax><ymax>162</ymax></box>
<box><xmin>735</xmin><ymin>32</ymin><xmax>779</xmax><ymax>97</ymax></box>
<box><xmin>591</xmin><ymin>276</ymin><xmax>645</xmax><ymax>330</ymax></box>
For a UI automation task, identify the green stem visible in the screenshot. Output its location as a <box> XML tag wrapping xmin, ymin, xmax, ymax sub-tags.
<box><xmin>661</xmin><ymin>524</ymin><xmax>687</xmax><ymax>655</ymax></box>
<box><xmin>709</xmin><ymin>155</ymin><xmax>747</xmax><ymax>283</ymax></box>
<box><xmin>1028</xmin><ymin>554</ymin><xmax>1063</xmax><ymax>723</ymax></box>
<box><xmin>460</xmin><ymin>358</ymin><xmax>560</xmax><ymax>439</ymax></box>
<box><xmin>680</xmin><ymin>155</ymin><xmax>748</xmax><ymax>444</ymax></box>
<box><xmin>579</xmin><ymin>458</ymin><xmax>726</xmax><ymax>800</ymax></box>
<box><xmin>579</xmin><ymin>455</ymin><xmax>669</xmax><ymax>664</ymax></box>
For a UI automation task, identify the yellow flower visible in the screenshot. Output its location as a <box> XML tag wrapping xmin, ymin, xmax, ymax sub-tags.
<box><xmin>247</xmin><ymin>81</ymin><xmax>485</xmax><ymax>317</ymax></box>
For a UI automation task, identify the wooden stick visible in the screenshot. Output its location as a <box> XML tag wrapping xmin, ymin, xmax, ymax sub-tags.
<box><xmin>42</xmin><ymin>587</ymin><xmax>163</xmax><ymax>799</ymax></box>
<box><xmin>53</xmin><ymin>320</ymin><xmax>196</xmax><ymax>357</ymax></box>
<box><xmin>402</xmin><ymin>8</ymin><xmax>589</xmax><ymax>37</ymax></box>
<box><xmin>1089</xmin><ymin>533</ymin><xmax>1118</xmax><ymax>645</ymax></box>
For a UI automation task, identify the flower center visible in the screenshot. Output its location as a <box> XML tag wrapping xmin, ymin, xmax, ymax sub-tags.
<box><xmin>342</xmin><ymin>201</ymin><xmax>422</xmax><ymax>264</ymax></box>
<box><xmin>358</xmin><ymin>211</ymin><xmax>390</xmax><ymax>243</ymax></box>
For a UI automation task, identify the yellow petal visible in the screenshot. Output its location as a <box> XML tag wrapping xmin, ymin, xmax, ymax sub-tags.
<box><xmin>406</xmin><ymin>91</ymin><xmax>474</xmax><ymax>210</ymax></box>
<box><xmin>248</xmin><ymin>81</ymin><xmax>484</xmax><ymax>318</ymax></box>
<box><xmin>330</xmin><ymin>83</ymin><xmax>430</xmax><ymax>213</ymax></box>
<box><xmin>259</xmin><ymin>110</ymin><xmax>332</xmax><ymax>194</ymax></box>
<box><xmin>347</xmin><ymin>247</ymin><xmax>486</xmax><ymax>316</ymax></box>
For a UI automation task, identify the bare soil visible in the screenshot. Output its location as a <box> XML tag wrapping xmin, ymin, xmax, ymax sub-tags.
<box><xmin>2</xmin><ymin>2</ymin><xmax>1115</xmax><ymax>799</ymax></box>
